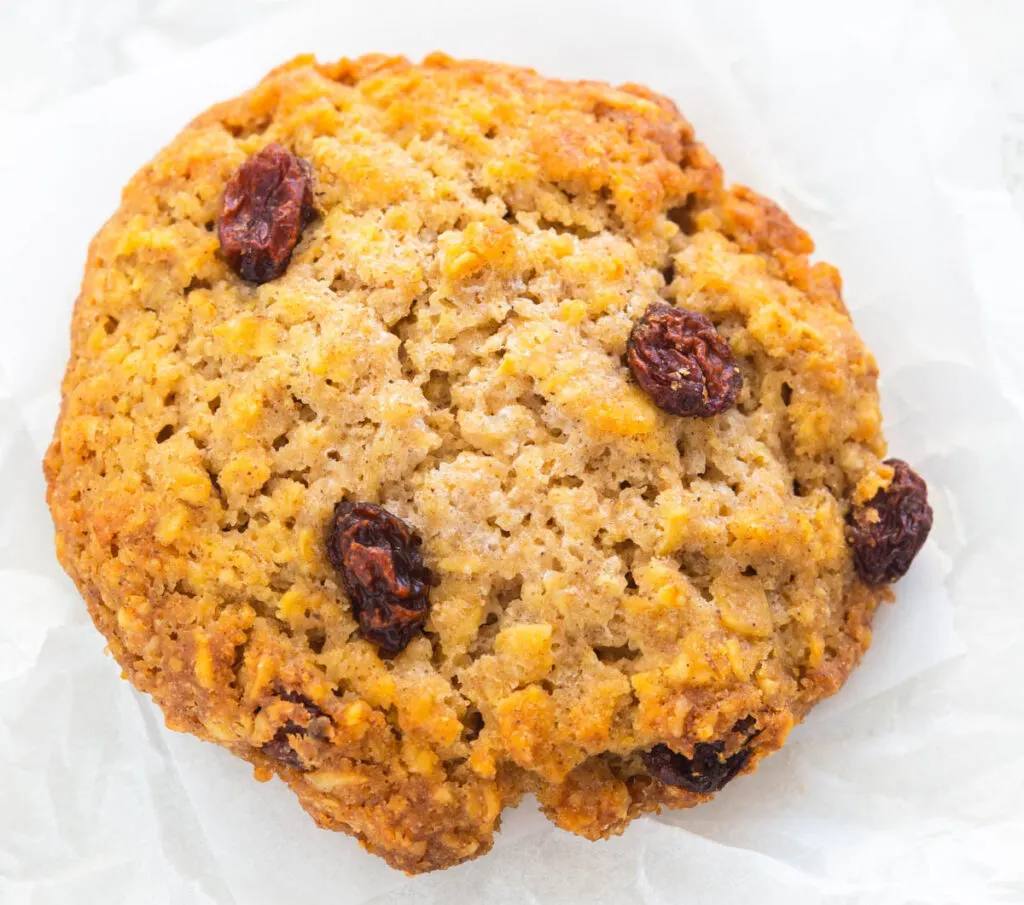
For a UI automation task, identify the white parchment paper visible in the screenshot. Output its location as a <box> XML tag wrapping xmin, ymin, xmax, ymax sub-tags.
<box><xmin>1</xmin><ymin>2</ymin><xmax>1023</xmax><ymax>902</ymax></box>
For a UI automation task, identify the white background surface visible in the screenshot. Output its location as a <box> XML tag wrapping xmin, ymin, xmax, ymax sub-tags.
<box><xmin>1</xmin><ymin>2</ymin><xmax>1024</xmax><ymax>903</ymax></box>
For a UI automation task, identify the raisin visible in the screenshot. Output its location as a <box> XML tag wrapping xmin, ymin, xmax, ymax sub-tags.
<box><xmin>261</xmin><ymin>723</ymin><xmax>307</xmax><ymax>769</ymax></box>
<box><xmin>642</xmin><ymin>741</ymin><xmax>751</xmax><ymax>794</ymax></box>
<box><xmin>326</xmin><ymin>501</ymin><xmax>432</xmax><ymax>657</ymax></box>
<box><xmin>626</xmin><ymin>302</ymin><xmax>742</xmax><ymax>417</ymax></box>
<box><xmin>260</xmin><ymin>692</ymin><xmax>325</xmax><ymax>770</ymax></box>
<box><xmin>848</xmin><ymin>458</ymin><xmax>933</xmax><ymax>585</ymax></box>
<box><xmin>217</xmin><ymin>143</ymin><xmax>314</xmax><ymax>284</ymax></box>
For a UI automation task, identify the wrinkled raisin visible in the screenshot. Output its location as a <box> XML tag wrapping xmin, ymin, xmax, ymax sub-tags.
<box><xmin>848</xmin><ymin>459</ymin><xmax>933</xmax><ymax>585</ymax></box>
<box><xmin>260</xmin><ymin>692</ymin><xmax>325</xmax><ymax>770</ymax></box>
<box><xmin>218</xmin><ymin>143</ymin><xmax>314</xmax><ymax>284</ymax></box>
<box><xmin>642</xmin><ymin>741</ymin><xmax>751</xmax><ymax>793</ymax></box>
<box><xmin>326</xmin><ymin>501</ymin><xmax>432</xmax><ymax>657</ymax></box>
<box><xmin>627</xmin><ymin>302</ymin><xmax>742</xmax><ymax>417</ymax></box>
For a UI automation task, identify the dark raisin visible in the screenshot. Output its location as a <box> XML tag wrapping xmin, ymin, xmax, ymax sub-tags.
<box><xmin>326</xmin><ymin>501</ymin><xmax>432</xmax><ymax>657</ymax></box>
<box><xmin>217</xmin><ymin>143</ymin><xmax>314</xmax><ymax>284</ymax></box>
<box><xmin>642</xmin><ymin>741</ymin><xmax>751</xmax><ymax>794</ymax></box>
<box><xmin>626</xmin><ymin>302</ymin><xmax>742</xmax><ymax>417</ymax></box>
<box><xmin>261</xmin><ymin>722</ymin><xmax>306</xmax><ymax>769</ymax></box>
<box><xmin>260</xmin><ymin>692</ymin><xmax>328</xmax><ymax>768</ymax></box>
<box><xmin>847</xmin><ymin>459</ymin><xmax>933</xmax><ymax>585</ymax></box>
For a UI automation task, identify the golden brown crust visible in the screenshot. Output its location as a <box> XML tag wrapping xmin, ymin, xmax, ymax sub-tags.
<box><xmin>45</xmin><ymin>53</ymin><xmax>890</xmax><ymax>873</ymax></box>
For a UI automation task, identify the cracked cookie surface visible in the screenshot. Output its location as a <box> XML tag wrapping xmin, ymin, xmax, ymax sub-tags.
<box><xmin>45</xmin><ymin>53</ymin><xmax>904</xmax><ymax>873</ymax></box>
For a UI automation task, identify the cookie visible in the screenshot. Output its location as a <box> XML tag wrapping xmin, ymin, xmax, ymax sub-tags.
<box><xmin>44</xmin><ymin>53</ymin><xmax>932</xmax><ymax>873</ymax></box>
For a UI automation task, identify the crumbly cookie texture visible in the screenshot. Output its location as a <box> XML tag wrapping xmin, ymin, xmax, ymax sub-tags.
<box><xmin>45</xmin><ymin>53</ymin><xmax>898</xmax><ymax>873</ymax></box>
